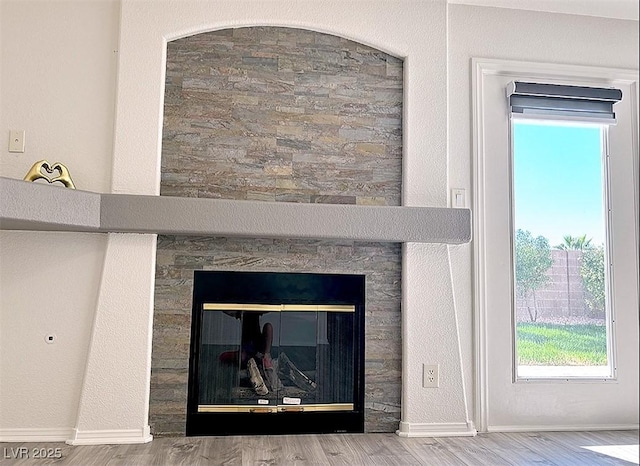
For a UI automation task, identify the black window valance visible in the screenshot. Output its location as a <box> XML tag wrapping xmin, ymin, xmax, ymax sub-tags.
<box><xmin>507</xmin><ymin>81</ymin><xmax>622</xmax><ymax>123</ymax></box>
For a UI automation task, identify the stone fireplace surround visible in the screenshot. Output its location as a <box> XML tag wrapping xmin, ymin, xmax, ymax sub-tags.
<box><xmin>1</xmin><ymin>2</ymin><xmax>476</xmax><ymax>445</ymax></box>
<box><xmin>151</xmin><ymin>27</ymin><xmax>404</xmax><ymax>436</ymax></box>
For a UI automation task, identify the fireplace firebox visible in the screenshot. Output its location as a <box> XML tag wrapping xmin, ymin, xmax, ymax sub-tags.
<box><xmin>186</xmin><ymin>271</ymin><xmax>365</xmax><ymax>436</ymax></box>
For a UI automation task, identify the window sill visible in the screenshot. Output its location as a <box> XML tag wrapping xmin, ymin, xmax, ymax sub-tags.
<box><xmin>516</xmin><ymin>365</ymin><xmax>615</xmax><ymax>382</ymax></box>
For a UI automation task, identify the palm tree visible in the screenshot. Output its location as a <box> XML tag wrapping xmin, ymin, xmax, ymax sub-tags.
<box><xmin>556</xmin><ymin>234</ymin><xmax>592</xmax><ymax>250</ymax></box>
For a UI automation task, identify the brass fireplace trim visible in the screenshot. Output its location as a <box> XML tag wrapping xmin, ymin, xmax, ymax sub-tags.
<box><xmin>203</xmin><ymin>303</ymin><xmax>355</xmax><ymax>313</ymax></box>
<box><xmin>197</xmin><ymin>403</ymin><xmax>354</xmax><ymax>413</ymax></box>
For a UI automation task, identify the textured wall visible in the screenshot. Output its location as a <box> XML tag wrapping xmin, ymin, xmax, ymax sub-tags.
<box><xmin>0</xmin><ymin>0</ymin><xmax>118</xmax><ymax>441</ymax></box>
<box><xmin>449</xmin><ymin>5</ymin><xmax>639</xmax><ymax>430</ymax></box>
<box><xmin>0</xmin><ymin>0</ymin><xmax>118</xmax><ymax>192</ymax></box>
<box><xmin>0</xmin><ymin>232</ymin><xmax>106</xmax><ymax>432</ymax></box>
<box><xmin>153</xmin><ymin>27</ymin><xmax>403</xmax><ymax>435</ymax></box>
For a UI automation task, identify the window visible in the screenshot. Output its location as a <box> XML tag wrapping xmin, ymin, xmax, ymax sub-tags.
<box><xmin>508</xmin><ymin>81</ymin><xmax>621</xmax><ymax>379</ymax></box>
<box><xmin>474</xmin><ymin>59</ymin><xmax>638</xmax><ymax>429</ymax></box>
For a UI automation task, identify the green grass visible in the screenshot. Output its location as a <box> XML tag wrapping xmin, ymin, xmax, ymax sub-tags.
<box><xmin>516</xmin><ymin>323</ymin><xmax>607</xmax><ymax>366</ymax></box>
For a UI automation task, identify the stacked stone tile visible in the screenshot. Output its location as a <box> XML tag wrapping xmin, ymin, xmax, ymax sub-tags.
<box><xmin>153</xmin><ymin>27</ymin><xmax>403</xmax><ymax>435</ymax></box>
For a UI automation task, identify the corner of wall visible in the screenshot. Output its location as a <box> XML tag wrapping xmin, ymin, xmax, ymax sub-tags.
<box><xmin>71</xmin><ymin>233</ymin><xmax>156</xmax><ymax>442</ymax></box>
<box><xmin>400</xmin><ymin>243</ymin><xmax>473</xmax><ymax>433</ymax></box>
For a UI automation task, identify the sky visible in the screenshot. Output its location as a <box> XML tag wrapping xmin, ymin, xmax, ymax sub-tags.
<box><xmin>512</xmin><ymin>120</ymin><xmax>606</xmax><ymax>248</ymax></box>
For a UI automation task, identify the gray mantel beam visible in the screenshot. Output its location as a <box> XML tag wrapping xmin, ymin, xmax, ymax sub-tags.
<box><xmin>0</xmin><ymin>177</ymin><xmax>101</xmax><ymax>232</ymax></box>
<box><xmin>100</xmin><ymin>194</ymin><xmax>471</xmax><ymax>243</ymax></box>
<box><xmin>1</xmin><ymin>177</ymin><xmax>471</xmax><ymax>244</ymax></box>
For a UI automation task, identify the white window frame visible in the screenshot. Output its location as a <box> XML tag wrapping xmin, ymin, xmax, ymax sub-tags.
<box><xmin>472</xmin><ymin>58</ymin><xmax>639</xmax><ymax>432</ymax></box>
<box><xmin>509</xmin><ymin>117</ymin><xmax>616</xmax><ymax>381</ymax></box>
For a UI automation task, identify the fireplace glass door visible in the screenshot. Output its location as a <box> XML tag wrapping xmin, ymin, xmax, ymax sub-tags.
<box><xmin>197</xmin><ymin>304</ymin><xmax>355</xmax><ymax>414</ymax></box>
<box><xmin>187</xmin><ymin>271</ymin><xmax>365</xmax><ymax>436</ymax></box>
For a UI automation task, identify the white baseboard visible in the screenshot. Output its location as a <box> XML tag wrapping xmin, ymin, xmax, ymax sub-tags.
<box><xmin>396</xmin><ymin>421</ymin><xmax>477</xmax><ymax>438</ymax></box>
<box><xmin>0</xmin><ymin>428</ymin><xmax>73</xmax><ymax>443</ymax></box>
<box><xmin>487</xmin><ymin>424</ymin><xmax>640</xmax><ymax>433</ymax></box>
<box><xmin>66</xmin><ymin>425</ymin><xmax>152</xmax><ymax>445</ymax></box>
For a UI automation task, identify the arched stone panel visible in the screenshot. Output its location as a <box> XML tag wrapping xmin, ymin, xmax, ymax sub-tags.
<box><xmin>152</xmin><ymin>26</ymin><xmax>403</xmax><ymax>435</ymax></box>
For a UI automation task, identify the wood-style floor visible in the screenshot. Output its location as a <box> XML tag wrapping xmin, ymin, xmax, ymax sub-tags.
<box><xmin>1</xmin><ymin>430</ymin><xmax>638</xmax><ymax>465</ymax></box>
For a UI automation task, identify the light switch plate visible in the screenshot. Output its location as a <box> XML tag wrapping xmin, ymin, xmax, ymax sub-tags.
<box><xmin>451</xmin><ymin>188</ymin><xmax>466</xmax><ymax>208</ymax></box>
<box><xmin>9</xmin><ymin>130</ymin><xmax>25</xmax><ymax>153</ymax></box>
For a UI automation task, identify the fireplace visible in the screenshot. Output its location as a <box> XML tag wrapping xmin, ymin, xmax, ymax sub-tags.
<box><xmin>152</xmin><ymin>26</ymin><xmax>403</xmax><ymax>436</ymax></box>
<box><xmin>186</xmin><ymin>271</ymin><xmax>365</xmax><ymax>435</ymax></box>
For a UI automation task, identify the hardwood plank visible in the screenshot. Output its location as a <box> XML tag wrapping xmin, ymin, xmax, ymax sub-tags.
<box><xmin>109</xmin><ymin>440</ymin><xmax>164</xmax><ymax>466</ymax></box>
<box><xmin>192</xmin><ymin>435</ymin><xmax>243</xmax><ymax>466</ymax></box>
<box><xmin>1</xmin><ymin>430</ymin><xmax>637</xmax><ymax>465</ymax></box>
<box><xmin>148</xmin><ymin>437</ymin><xmax>203</xmax><ymax>466</ymax></box>
<box><xmin>60</xmin><ymin>444</ymin><xmax>122</xmax><ymax>466</ymax></box>
<box><xmin>343</xmin><ymin>433</ymin><xmax>419</xmax><ymax>465</ymax></box>
<box><xmin>500</xmin><ymin>432</ymin><xmax>579</xmax><ymax>465</ymax></box>
<box><xmin>579</xmin><ymin>429</ymin><xmax>640</xmax><ymax>454</ymax></box>
<box><xmin>468</xmin><ymin>433</ymin><xmax>557</xmax><ymax>465</ymax></box>
<box><xmin>268</xmin><ymin>434</ymin><xmax>330</xmax><ymax>465</ymax></box>
<box><xmin>580</xmin><ymin>430</ymin><xmax>640</xmax><ymax>464</ymax></box>
<box><xmin>376</xmin><ymin>433</ymin><xmax>445</xmax><ymax>465</ymax></box>
<box><xmin>317</xmin><ymin>433</ymin><xmax>420</xmax><ymax>465</ymax></box>
<box><xmin>434</xmin><ymin>435</ymin><xmax>515</xmax><ymax>465</ymax></box>
<box><xmin>343</xmin><ymin>434</ymin><xmax>402</xmax><ymax>465</ymax></box>
<box><xmin>316</xmin><ymin>433</ymin><xmax>373</xmax><ymax>465</ymax></box>
<box><xmin>241</xmin><ymin>435</ymin><xmax>282</xmax><ymax>466</ymax></box>
<box><xmin>538</xmin><ymin>431</ymin><xmax>639</xmax><ymax>465</ymax></box>
<box><xmin>580</xmin><ymin>443</ymin><xmax>639</xmax><ymax>465</ymax></box>
<box><xmin>0</xmin><ymin>442</ymin><xmax>28</xmax><ymax>466</ymax></box>
<box><xmin>397</xmin><ymin>437</ymin><xmax>466</xmax><ymax>465</ymax></box>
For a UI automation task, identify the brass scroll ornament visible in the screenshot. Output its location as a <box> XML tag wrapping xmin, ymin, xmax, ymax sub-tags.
<box><xmin>24</xmin><ymin>160</ymin><xmax>76</xmax><ymax>189</ymax></box>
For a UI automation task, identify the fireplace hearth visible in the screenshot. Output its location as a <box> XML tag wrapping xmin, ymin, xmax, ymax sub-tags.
<box><xmin>186</xmin><ymin>271</ymin><xmax>365</xmax><ymax>436</ymax></box>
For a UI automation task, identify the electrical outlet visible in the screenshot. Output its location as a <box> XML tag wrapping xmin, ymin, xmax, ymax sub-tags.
<box><xmin>423</xmin><ymin>364</ymin><xmax>439</xmax><ymax>388</ymax></box>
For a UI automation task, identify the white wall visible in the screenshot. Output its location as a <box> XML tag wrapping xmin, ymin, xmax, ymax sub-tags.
<box><xmin>0</xmin><ymin>0</ymin><xmax>638</xmax><ymax>442</ymax></box>
<box><xmin>0</xmin><ymin>231</ymin><xmax>107</xmax><ymax>438</ymax></box>
<box><xmin>447</xmin><ymin>4</ymin><xmax>639</xmax><ymax>429</ymax></box>
<box><xmin>449</xmin><ymin>0</ymin><xmax>639</xmax><ymax>21</ymax></box>
<box><xmin>0</xmin><ymin>0</ymin><xmax>119</xmax><ymax>193</ymax></box>
<box><xmin>0</xmin><ymin>0</ymin><xmax>118</xmax><ymax>440</ymax></box>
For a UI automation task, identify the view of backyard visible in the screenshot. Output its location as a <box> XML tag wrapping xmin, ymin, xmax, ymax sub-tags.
<box><xmin>516</xmin><ymin>322</ymin><xmax>607</xmax><ymax>366</ymax></box>
<box><xmin>513</xmin><ymin>122</ymin><xmax>609</xmax><ymax>370</ymax></box>
<box><xmin>514</xmin><ymin>229</ymin><xmax>608</xmax><ymax>367</ymax></box>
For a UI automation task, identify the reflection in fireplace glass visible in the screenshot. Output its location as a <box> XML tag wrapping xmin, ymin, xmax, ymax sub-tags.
<box><xmin>197</xmin><ymin>305</ymin><xmax>355</xmax><ymax>413</ymax></box>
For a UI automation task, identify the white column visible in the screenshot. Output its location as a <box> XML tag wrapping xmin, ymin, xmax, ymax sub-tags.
<box><xmin>68</xmin><ymin>233</ymin><xmax>156</xmax><ymax>445</ymax></box>
<box><xmin>397</xmin><ymin>243</ymin><xmax>475</xmax><ymax>437</ymax></box>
